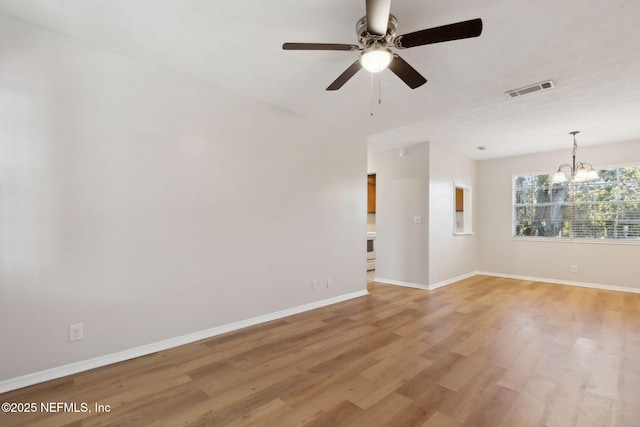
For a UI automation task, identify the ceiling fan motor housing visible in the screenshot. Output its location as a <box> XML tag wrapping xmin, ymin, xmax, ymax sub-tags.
<box><xmin>356</xmin><ymin>14</ymin><xmax>398</xmax><ymax>46</ymax></box>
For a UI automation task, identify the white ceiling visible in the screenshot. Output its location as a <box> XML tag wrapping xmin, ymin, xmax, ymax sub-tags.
<box><xmin>1</xmin><ymin>0</ymin><xmax>640</xmax><ymax>160</ymax></box>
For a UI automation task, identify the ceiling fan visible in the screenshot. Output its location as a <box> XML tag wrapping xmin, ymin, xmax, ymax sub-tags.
<box><xmin>282</xmin><ymin>0</ymin><xmax>482</xmax><ymax>91</ymax></box>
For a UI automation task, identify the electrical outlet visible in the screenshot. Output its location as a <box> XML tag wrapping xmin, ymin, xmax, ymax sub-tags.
<box><xmin>311</xmin><ymin>280</ymin><xmax>318</xmax><ymax>291</ymax></box>
<box><xmin>571</xmin><ymin>265</ymin><xmax>578</xmax><ymax>273</ymax></box>
<box><xmin>69</xmin><ymin>323</ymin><xmax>83</xmax><ymax>342</ymax></box>
<box><xmin>327</xmin><ymin>278</ymin><xmax>332</xmax><ymax>288</ymax></box>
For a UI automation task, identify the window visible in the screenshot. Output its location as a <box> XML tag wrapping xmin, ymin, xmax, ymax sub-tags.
<box><xmin>513</xmin><ymin>166</ymin><xmax>640</xmax><ymax>240</ymax></box>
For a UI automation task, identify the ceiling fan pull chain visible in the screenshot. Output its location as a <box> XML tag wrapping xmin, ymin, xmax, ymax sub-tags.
<box><xmin>370</xmin><ymin>72</ymin><xmax>375</xmax><ymax>116</ymax></box>
<box><xmin>378</xmin><ymin>74</ymin><xmax>382</xmax><ymax>104</ymax></box>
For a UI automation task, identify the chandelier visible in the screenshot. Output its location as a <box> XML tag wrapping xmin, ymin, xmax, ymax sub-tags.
<box><xmin>551</xmin><ymin>131</ymin><xmax>599</xmax><ymax>184</ymax></box>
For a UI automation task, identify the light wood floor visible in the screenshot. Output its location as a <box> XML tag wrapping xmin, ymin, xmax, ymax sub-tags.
<box><xmin>2</xmin><ymin>275</ymin><xmax>640</xmax><ymax>426</ymax></box>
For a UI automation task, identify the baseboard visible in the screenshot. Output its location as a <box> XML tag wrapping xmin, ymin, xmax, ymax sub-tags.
<box><xmin>428</xmin><ymin>272</ymin><xmax>479</xmax><ymax>290</ymax></box>
<box><xmin>373</xmin><ymin>272</ymin><xmax>479</xmax><ymax>291</ymax></box>
<box><xmin>477</xmin><ymin>271</ymin><xmax>640</xmax><ymax>294</ymax></box>
<box><xmin>374</xmin><ymin>270</ymin><xmax>640</xmax><ymax>295</ymax></box>
<box><xmin>0</xmin><ymin>290</ymin><xmax>368</xmax><ymax>394</ymax></box>
<box><xmin>372</xmin><ymin>277</ymin><xmax>429</xmax><ymax>290</ymax></box>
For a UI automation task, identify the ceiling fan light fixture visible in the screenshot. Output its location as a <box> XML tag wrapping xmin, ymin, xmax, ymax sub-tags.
<box><xmin>360</xmin><ymin>46</ymin><xmax>393</xmax><ymax>73</ymax></box>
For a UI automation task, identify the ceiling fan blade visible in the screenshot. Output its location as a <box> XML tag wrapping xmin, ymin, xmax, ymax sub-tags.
<box><xmin>283</xmin><ymin>42</ymin><xmax>360</xmax><ymax>51</ymax></box>
<box><xmin>326</xmin><ymin>61</ymin><xmax>363</xmax><ymax>91</ymax></box>
<box><xmin>366</xmin><ymin>0</ymin><xmax>392</xmax><ymax>36</ymax></box>
<box><xmin>387</xmin><ymin>55</ymin><xmax>427</xmax><ymax>89</ymax></box>
<box><xmin>395</xmin><ymin>18</ymin><xmax>483</xmax><ymax>49</ymax></box>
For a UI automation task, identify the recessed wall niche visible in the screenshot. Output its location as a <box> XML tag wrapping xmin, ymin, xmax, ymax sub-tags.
<box><xmin>454</xmin><ymin>184</ymin><xmax>472</xmax><ymax>235</ymax></box>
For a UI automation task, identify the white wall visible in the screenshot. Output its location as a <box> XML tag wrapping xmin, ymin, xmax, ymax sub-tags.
<box><xmin>477</xmin><ymin>139</ymin><xmax>640</xmax><ymax>290</ymax></box>
<box><xmin>368</xmin><ymin>143</ymin><xmax>429</xmax><ymax>287</ymax></box>
<box><xmin>428</xmin><ymin>143</ymin><xmax>477</xmax><ymax>285</ymax></box>
<box><xmin>0</xmin><ymin>14</ymin><xmax>367</xmax><ymax>382</ymax></box>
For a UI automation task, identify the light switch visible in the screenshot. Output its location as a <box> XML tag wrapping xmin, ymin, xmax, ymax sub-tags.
<box><xmin>414</xmin><ymin>216</ymin><xmax>422</xmax><ymax>224</ymax></box>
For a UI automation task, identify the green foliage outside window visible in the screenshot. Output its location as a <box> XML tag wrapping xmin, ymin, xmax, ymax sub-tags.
<box><xmin>513</xmin><ymin>167</ymin><xmax>640</xmax><ymax>240</ymax></box>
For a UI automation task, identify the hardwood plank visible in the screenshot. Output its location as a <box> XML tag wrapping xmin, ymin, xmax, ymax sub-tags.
<box><xmin>337</xmin><ymin>391</ymin><xmax>413</xmax><ymax>426</ymax></box>
<box><xmin>496</xmin><ymin>348</ymin><xmax>544</xmax><ymax>392</ymax></box>
<box><xmin>575</xmin><ymin>391</ymin><xmax>617</xmax><ymax>427</ymax></box>
<box><xmin>498</xmin><ymin>390</ymin><xmax>546</xmax><ymax>427</ymax></box>
<box><xmin>396</xmin><ymin>372</ymin><xmax>457</xmax><ymax>420</ymax></box>
<box><xmin>302</xmin><ymin>400</ymin><xmax>362</xmax><ymax>427</ymax></box>
<box><xmin>421</xmin><ymin>411</ymin><xmax>462</xmax><ymax>427</ymax></box>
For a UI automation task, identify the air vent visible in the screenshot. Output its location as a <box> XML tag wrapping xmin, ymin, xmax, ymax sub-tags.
<box><xmin>506</xmin><ymin>80</ymin><xmax>554</xmax><ymax>98</ymax></box>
